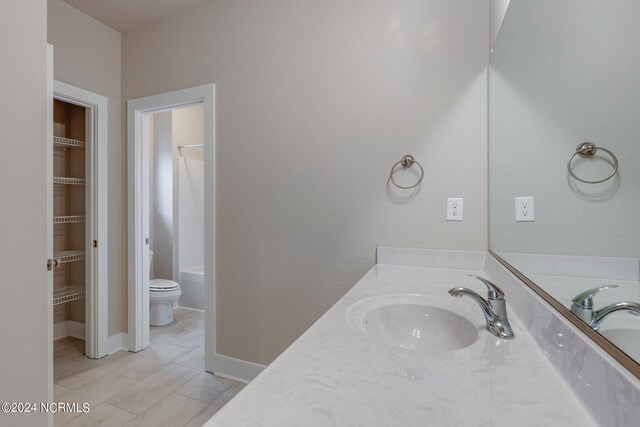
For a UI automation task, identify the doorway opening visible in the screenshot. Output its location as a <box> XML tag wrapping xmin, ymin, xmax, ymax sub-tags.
<box><xmin>49</xmin><ymin>80</ymin><xmax>109</xmax><ymax>360</ymax></box>
<box><xmin>127</xmin><ymin>84</ymin><xmax>216</xmax><ymax>373</ymax></box>
<box><xmin>148</xmin><ymin>105</ymin><xmax>205</xmax><ymax>322</ymax></box>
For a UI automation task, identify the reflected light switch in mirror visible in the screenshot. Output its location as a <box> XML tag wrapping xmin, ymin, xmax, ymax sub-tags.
<box><xmin>515</xmin><ymin>197</ymin><xmax>534</xmax><ymax>222</ymax></box>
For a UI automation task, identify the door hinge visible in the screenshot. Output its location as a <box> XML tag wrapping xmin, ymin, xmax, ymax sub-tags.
<box><xmin>145</xmin><ymin>238</ymin><xmax>150</xmax><ymax>245</ymax></box>
<box><xmin>93</xmin><ymin>240</ymin><xmax>98</xmax><ymax>248</ymax></box>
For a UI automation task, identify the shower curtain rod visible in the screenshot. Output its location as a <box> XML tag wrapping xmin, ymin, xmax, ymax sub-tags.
<box><xmin>177</xmin><ymin>144</ymin><xmax>204</xmax><ymax>157</ymax></box>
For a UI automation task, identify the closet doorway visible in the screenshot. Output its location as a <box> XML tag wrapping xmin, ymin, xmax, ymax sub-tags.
<box><xmin>127</xmin><ymin>84</ymin><xmax>216</xmax><ymax>372</ymax></box>
<box><xmin>49</xmin><ymin>81</ymin><xmax>109</xmax><ymax>359</ymax></box>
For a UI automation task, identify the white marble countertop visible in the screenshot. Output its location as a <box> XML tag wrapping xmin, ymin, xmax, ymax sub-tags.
<box><xmin>206</xmin><ymin>264</ymin><xmax>597</xmax><ymax>426</ymax></box>
<box><xmin>528</xmin><ymin>274</ymin><xmax>640</xmax><ymax>361</ymax></box>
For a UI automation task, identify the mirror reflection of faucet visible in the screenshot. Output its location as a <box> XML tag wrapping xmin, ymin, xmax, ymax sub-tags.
<box><xmin>570</xmin><ymin>286</ymin><xmax>640</xmax><ymax>331</ymax></box>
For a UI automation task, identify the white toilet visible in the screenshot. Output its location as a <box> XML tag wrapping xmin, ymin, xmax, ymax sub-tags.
<box><xmin>149</xmin><ymin>251</ymin><xmax>182</xmax><ymax>326</ymax></box>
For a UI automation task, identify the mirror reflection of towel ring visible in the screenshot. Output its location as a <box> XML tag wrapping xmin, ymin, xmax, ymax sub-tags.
<box><xmin>567</xmin><ymin>142</ymin><xmax>618</xmax><ymax>184</ymax></box>
<box><xmin>390</xmin><ymin>155</ymin><xmax>424</xmax><ymax>189</ymax></box>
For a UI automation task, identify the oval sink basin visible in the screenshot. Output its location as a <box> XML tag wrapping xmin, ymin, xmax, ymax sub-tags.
<box><xmin>345</xmin><ymin>294</ymin><xmax>481</xmax><ymax>356</ymax></box>
<box><xmin>362</xmin><ymin>304</ymin><xmax>478</xmax><ymax>354</ymax></box>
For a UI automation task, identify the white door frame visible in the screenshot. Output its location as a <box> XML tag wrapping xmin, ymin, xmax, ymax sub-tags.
<box><xmin>127</xmin><ymin>84</ymin><xmax>216</xmax><ymax>372</ymax></box>
<box><xmin>53</xmin><ymin>81</ymin><xmax>110</xmax><ymax>359</ymax></box>
<box><xmin>46</xmin><ymin>44</ymin><xmax>54</xmax><ymax>427</ymax></box>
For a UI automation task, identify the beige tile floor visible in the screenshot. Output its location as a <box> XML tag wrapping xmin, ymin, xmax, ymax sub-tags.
<box><xmin>54</xmin><ymin>308</ymin><xmax>244</xmax><ymax>426</ymax></box>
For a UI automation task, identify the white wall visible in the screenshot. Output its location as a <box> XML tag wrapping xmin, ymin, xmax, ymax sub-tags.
<box><xmin>173</xmin><ymin>105</ymin><xmax>204</xmax><ymax>162</ymax></box>
<box><xmin>175</xmin><ymin>106</ymin><xmax>205</xmax><ymax>272</ymax></box>
<box><xmin>148</xmin><ymin>114</ymin><xmax>154</xmax><ymax>277</ymax></box>
<box><xmin>47</xmin><ymin>0</ymin><xmax>126</xmax><ymax>335</ymax></box>
<box><xmin>490</xmin><ymin>0</ymin><xmax>640</xmax><ymax>258</ymax></box>
<box><xmin>123</xmin><ymin>0</ymin><xmax>489</xmax><ymax>365</ymax></box>
<box><xmin>0</xmin><ymin>1</ymin><xmax>49</xmax><ymax>425</ymax></box>
<box><xmin>490</xmin><ymin>0</ymin><xmax>510</xmax><ymax>49</ymax></box>
<box><xmin>150</xmin><ymin>105</ymin><xmax>204</xmax><ymax>279</ymax></box>
<box><xmin>178</xmin><ymin>158</ymin><xmax>205</xmax><ymax>272</ymax></box>
<box><xmin>151</xmin><ymin>111</ymin><xmax>174</xmax><ymax>280</ymax></box>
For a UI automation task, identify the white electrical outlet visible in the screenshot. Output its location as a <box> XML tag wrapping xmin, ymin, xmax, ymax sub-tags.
<box><xmin>447</xmin><ymin>198</ymin><xmax>463</xmax><ymax>221</ymax></box>
<box><xmin>515</xmin><ymin>196</ymin><xmax>535</xmax><ymax>222</ymax></box>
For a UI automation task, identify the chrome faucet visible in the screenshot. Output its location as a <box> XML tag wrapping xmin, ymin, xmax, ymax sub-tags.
<box><xmin>448</xmin><ymin>275</ymin><xmax>515</xmax><ymax>339</ymax></box>
<box><xmin>570</xmin><ymin>286</ymin><xmax>640</xmax><ymax>330</ymax></box>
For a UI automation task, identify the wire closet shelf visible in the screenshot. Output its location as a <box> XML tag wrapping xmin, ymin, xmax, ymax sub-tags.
<box><xmin>53</xmin><ymin>215</ymin><xmax>85</xmax><ymax>224</ymax></box>
<box><xmin>53</xmin><ymin>136</ymin><xmax>85</xmax><ymax>149</ymax></box>
<box><xmin>52</xmin><ymin>250</ymin><xmax>85</xmax><ymax>264</ymax></box>
<box><xmin>53</xmin><ymin>176</ymin><xmax>86</xmax><ymax>185</ymax></box>
<box><xmin>53</xmin><ymin>285</ymin><xmax>85</xmax><ymax>305</ymax></box>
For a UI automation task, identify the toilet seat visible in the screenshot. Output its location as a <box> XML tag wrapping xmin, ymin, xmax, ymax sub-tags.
<box><xmin>150</xmin><ymin>279</ymin><xmax>180</xmax><ymax>292</ymax></box>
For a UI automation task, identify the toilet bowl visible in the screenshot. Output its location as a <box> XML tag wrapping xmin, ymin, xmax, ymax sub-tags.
<box><xmin>149</xmin><ymin>251</ymin><xmax>182</xmax><ymax>326</ymax></box>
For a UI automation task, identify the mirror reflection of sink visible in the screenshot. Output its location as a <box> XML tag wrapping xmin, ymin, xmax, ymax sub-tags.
<box><xmin>600</xmin><ymin>328</ymin><xmax>640</xmax><ymax>361</ymax></box>
<box><xmin>346</xmin><ymin>294</ymin><xmax>479</xmax><ymax>355</ymax></box>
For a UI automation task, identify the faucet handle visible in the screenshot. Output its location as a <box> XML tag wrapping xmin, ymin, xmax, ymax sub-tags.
<box><xmin>571</xmin><ymin>285</ymin><xmax>618</xmax><ymax>309</ymax></box>
<box><xmin>469</xmin><ymin>275</ymin><xmax>504</xmax><ymax>300</ymax></box>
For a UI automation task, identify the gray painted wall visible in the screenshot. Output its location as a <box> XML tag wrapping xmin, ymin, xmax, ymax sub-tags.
<box><xmin>123</xmin><ymin>0</ymin><xmax>490</xmax><ymax>365</ymax></box>
<box><xmin>490</xmin><ymin>0</ymin><xmax>640</xmax><ymax>258</ymax></box>
<box><xmin>47</xmin><ymin>0</ymin><xmax>126</xmax><ymax>335</ymax></box>
<box><xmin>490</xmin><ymin>0</ymin><xmax>510</xmax><ymax>49</ymax></box>
<box><xmin>0</xmin><ymin>1</ymin><xmax>49</xmax><ymax>425</ymax></box>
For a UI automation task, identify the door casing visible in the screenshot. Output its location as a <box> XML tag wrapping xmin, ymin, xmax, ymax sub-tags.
<box><xmin>127</xmin><ymin>84</ymin><xmax>216</xmax><ymax>373</ymax></box>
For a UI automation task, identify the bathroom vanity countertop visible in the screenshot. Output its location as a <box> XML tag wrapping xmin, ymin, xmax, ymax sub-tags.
<box><xmin>527</xmin><ymin>274</ymin><xmax>640</xmax><ymax>361</ymax></box>
<box><xmin>206</xmin><ymin>264</ymin><xmax>597</xmax><ymax>426</ymax></box>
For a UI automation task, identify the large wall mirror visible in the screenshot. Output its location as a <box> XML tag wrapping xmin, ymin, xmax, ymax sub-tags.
<box><xmin>489</xmin><ymin>0</ymin><xmax>640</xmax><ymax>376</ymax></box>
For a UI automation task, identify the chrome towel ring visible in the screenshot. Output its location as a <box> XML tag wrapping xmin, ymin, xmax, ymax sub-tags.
<box><xmin>567</xmin><ymin>142</ymin><xmax>618</xmax><ymax>184</ymax></box>
<box><xmin>390</xmin><ymin>155</ymin><xmax>424</xmax><ymax>189</ymax></box>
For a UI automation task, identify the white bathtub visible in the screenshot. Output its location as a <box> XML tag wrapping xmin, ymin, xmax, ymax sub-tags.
<box><xmin>178</xmin><ymin>267</ymin><xmax>205</xmax><ymax>311</ymax></box>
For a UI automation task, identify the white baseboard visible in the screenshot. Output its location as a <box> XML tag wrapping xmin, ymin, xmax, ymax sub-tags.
<box><xmin>106</xmin><ymin>332</ymin><xmax>129</xmax><ymax>355</ymax></box>
<box><xmin>66</xmin><ymin>321</ymin><xmax>85</xmax><ymax>339</ymax></box>
<box><xmin>53</xmin><ymin>322</ymin><xmax>67</xmax><ymax>341</ymax></box>
<box><xmin>213</xmin><ymin>353</ymin><xmax>266</xmax><ymax>384</ymax></box>
<box><xmin>54</xmin><ymin>320</ymin><xmax>85</xmax><ymax>341</ymax></box>
<box><xmin>54</xmin><ymin>322</ymin><xmax>127</xmax><ymax>358</ymax></box>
